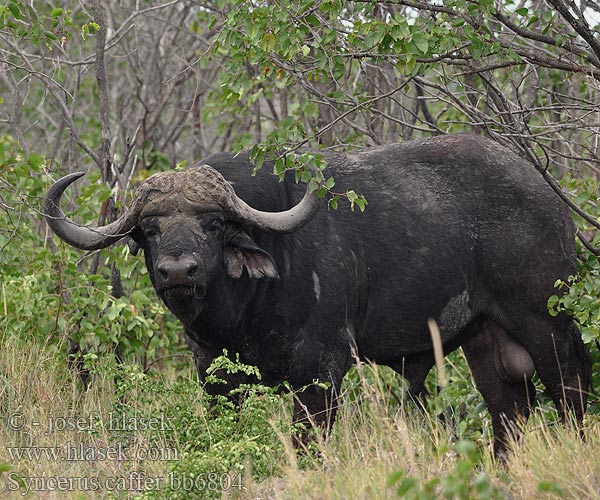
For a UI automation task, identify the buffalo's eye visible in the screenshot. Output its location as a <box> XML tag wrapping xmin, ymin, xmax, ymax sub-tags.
<box><xmin>206</xmin><ymin>219</ymin><xmax>224</xmax><ymax>233</ymax></box>
<box><xmin>143</xmin><ymin>227</ymin><xmax>159</xmax><ymax>239</ymax></box>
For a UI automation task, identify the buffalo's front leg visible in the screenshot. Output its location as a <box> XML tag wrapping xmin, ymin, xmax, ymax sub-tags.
<box><xmin>291</xmin><ymin>384</ymin><xmax>340</xmax><ymax>447</ymax></box>
<box><xmin>288</xmin><ymin>329</ymin><xmax>351</xmax><ymax>447</ymax></box>
<box><xmin>182</xmin><ymin>331</ymin><xmax>249</xmax><ymax>401</ymax></box>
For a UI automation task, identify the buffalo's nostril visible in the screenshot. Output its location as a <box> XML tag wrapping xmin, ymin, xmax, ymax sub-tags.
<box><xmin>186</xmin><ymin>262</ymin><xmax>198</xmax><ymax>277</ymax></box>
<box><xmin>157</xmin><ymin>256</ymin><xmax>199</xmax><ymax>285</ymax></box>
<box><xmin>158</xmin><ymin>266</ymin><xmax>169</xmax><ymax>280</ymax></box>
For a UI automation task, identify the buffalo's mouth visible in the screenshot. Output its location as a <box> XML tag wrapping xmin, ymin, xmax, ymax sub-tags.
<box><xmin>159</xmin><ymin>285</ymin><xmax>207</xmax><ymax>323</ymax></box>
<box><xmin>161</xmin><ymin>285</ymin><xmax>206</xmax><ymax>301</ymax></box>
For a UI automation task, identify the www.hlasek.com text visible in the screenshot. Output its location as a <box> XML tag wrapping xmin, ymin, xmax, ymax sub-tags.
<box><xmin>6</xmin><ymin>442</ymin><xmax>178</xmax><ymax>462</ymax></box>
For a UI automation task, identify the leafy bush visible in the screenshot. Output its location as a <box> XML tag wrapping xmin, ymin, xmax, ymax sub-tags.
<box><xmin>0</xmin><ymin>135</ymin><xmax>184</xmax><ymax>368</ymax></box>
<box><xmin>85</xmin><ymin>354</ymin><xmax>291</xmax><ymax>500</ymax></box>
<box><xmin>547</xmin><ymin>176</ymin><xmax>600</xmax><ymax>346</ymax></box>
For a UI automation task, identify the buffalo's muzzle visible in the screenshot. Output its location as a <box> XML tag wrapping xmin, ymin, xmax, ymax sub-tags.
<box><xmin>156</xmin><ymin>255</ymin><xmax>200</xmax><ymax>288</ymax></box>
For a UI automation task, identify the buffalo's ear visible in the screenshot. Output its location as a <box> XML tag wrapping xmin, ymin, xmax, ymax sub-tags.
<box><xmin>224</xmin><ymin>231</ymin><xmax>279</xmax><ymax>280</ymax></box>
<box><xmin>127</xmin><ymin>228</ymin><xmax>143</xmax><ymax>256</ymax></box>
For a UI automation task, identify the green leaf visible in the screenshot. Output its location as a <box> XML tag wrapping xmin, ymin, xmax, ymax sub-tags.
<box><xmin>50</xmin><ymin>7</ymin><xmax>63</xmax><ymax>17</ymax></box>
<box><xmin>354</xmin><ymin>195</ymin><xmax>367</xmax><ymax>212</ymax></box>
<box><xmin>412</xmin><ymin>33</ymin><xmax>429</xmax><ymax>54</ymax></box>
<box><xmin>261</xmin><ymin>33</ymin><xmax>275</xmax><ymax>52</ymax></box>
<box><xmin>547</xmin><ymin>295</ymin><xmax>560</xmax><ymax>316</ymax></box>
<box><xmin>328</xmin><ymin>195</ymin><xmax>339</xmax><ymax>210</ymax></box>
<box><xmin>396</xmin><ymin>56</ymin><xmax>416</xmax><ymax>75</ymax></box>
<box><xmin>386</xmin><ymin>470</ymin><xmax>404</xmax><ymax>487</ymax></box>
<box><xmin>396</xmin><ymin>477</ymin><xmax>417</xmax><ymax>496</ymax></box>
<box><xmin>8</xmin><ymin>2</ymin><xmax>22</xmax><ymax>19</ymax></box>
<box><xmin>454</xmin><ymin>439</ymin><xmax>478</xmax><ymax>460</ymax></box>
<box><xmin>27</xmin><ymin>153</ymin><xmax>44</xmax><ymax>170</ymax></box>
<box><xmin>8</xmin><ymin>471</ymin><xmax>25</xmax><ymax>488</ymax></box>
<box><xmin>538</xmin><ymin>481</ymin><xmax>563</xmax><ymax>495</ymax></box>
<box><xmin>250</xmin><ymin>145</ymin><xmax>265</xmax><ymax>170</ymax></box>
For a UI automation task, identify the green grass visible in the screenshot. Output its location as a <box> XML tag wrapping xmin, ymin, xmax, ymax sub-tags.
<box><xmin>1</xmin><ymin>333</ymin><xmax>600</xmax><ymax>499</ymax></box>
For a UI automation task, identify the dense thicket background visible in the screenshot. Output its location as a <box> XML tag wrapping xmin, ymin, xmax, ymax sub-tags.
<box><xmin>1</xmin><ymin>1</ymin><xmax>599</xmax><ymax>498</ymax></box>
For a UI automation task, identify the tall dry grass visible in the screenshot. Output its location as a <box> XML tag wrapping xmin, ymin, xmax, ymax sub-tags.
<box><xmin>1</xmin><ymin>333</ymin><xmax>600</xmax><ymax>499</ymax></box>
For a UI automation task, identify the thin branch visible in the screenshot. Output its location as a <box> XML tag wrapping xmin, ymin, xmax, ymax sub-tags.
<box><xmin>577</xmin><ymin>230</ymin><xmax>600</xmax><ymax>256</ymax></box>
<box><xmin>90</xmin><ymin>0</ymin><xmax>113</xmax><ymax>183</ymax></box>
<box><xmin>546</xmin><ymin>0</ymin><xmax>600</xmax><ymax>65</ymax></box>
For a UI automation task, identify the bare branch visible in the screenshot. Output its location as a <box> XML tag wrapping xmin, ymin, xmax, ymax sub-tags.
<box><xmin>90</xmin><ymin>0</ymin><xmax>113</xmax><ymax>183</ymax></box>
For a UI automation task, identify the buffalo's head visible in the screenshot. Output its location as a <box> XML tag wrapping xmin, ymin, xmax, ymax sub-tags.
<box><xmin>43</xmin><ymin>165</ymin><xmax>320</xmax><ymax>324</ymax></box>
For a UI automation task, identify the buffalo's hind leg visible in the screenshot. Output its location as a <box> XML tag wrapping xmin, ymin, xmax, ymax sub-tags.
<box><xmin>462</xmin><ymin>321</ymin><xmax>536</xmax><ymax>459</ymax></box>
<box><xmin>514</xmin><ymin>314</ymin><xmax>591</xmax><ymax>430</ymax></box>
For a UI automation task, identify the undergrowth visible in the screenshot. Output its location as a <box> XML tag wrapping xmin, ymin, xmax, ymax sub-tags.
<box><xmin>1</xmin><ymin>334</ymin><xmax>599</xmax><ymax>499</ymax></box>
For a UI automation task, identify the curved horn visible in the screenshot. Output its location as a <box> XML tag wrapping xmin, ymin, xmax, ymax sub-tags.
<box><xmin>182</xmin><ymin>165</ymin><xmax>322</xmax><ymax>234</ymax></box>
<box><xmin>225</xmin><ymin>181</ymin><xmax>322</xmax><ymax>234</ymax></box>
<box><xmin>43</xmin><ymin>172</ymin><xmax>137</xmax><ymax>250</ymax></box>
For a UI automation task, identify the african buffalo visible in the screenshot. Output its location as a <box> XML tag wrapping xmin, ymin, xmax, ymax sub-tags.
<box><xmin>44</xmin><ymin>134</ymin><xmax>591</xmax><ymax>457</ymax></box>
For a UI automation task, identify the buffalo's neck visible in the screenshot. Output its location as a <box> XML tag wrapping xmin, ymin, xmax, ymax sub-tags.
<box><xmin>188</xmin><ymin>305</ymin><xmax>288</xmax><ymax>350</ymax></box>
<box><xmin>184</xmin><ymin>283</ymin><xmax>294</xmax><ymax>383</ymax></box>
